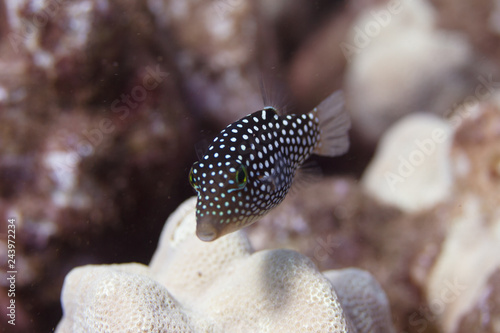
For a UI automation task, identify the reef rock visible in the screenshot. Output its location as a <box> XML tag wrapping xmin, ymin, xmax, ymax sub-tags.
<box><xmin>423</xmin><ymin>98</ymin><xmax>500</xmax><ymax>333</ymax></box>
<box><xmin>0</xmin><ymin>1</ymin><xmax>193</xmax><ymax>330</ymax></box>
<box><xmin>147</xmin><ymin>0</ymin><xmax>278</xmax><ymax>126</ymax></box>
<box><xmin>344</xmin><ymin>0</ymin><xmax>476</xmax><ymax>143</ymax></box>
<box><xmin>361</xmin><ymin>113</ymin><xmax>454</xmax><ymax>213</ymax></box>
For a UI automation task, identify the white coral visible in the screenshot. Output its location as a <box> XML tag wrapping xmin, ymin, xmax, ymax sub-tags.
<box><xmin>56</xmin><ymin>197</ymin><xmax>394</xmax><ymax>333</ymax></box>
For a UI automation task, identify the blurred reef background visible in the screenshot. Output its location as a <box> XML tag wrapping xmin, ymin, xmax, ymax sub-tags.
<box><xmin>1</xmin><ymin>0</ymin><xmax>500</xmax><ymax>332</ymax></box>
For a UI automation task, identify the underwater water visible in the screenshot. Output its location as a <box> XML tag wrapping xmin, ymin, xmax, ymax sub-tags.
<box><xmin>1</xmin><ymin>0</ymin><xmax>500</xmax><ymax>332</ymax></box>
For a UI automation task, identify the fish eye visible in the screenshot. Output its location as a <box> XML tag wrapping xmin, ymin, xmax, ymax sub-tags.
<box><xmin>189</xmin><ymin>165</ymin><xmax>199</xmax><ymax>191</ymax></box>
<box><xmin>235</xmin><ymin>164</ymin><xmax>248</xmax><ymax>189</ymax></box>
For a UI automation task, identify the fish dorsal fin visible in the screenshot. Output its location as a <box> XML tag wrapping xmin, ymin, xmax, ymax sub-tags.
<box><xmin>258</xmin><ymin>77</ymin><xmax>290</xmax><ymax>115</ymax></box>
<box><xmin>312</xmin><ymin>90</ymin><xmax>351</xmax><ymax>157</ymax></box>
<box><xmin>194</xmin><ymin>139</ymin><xmax>210</xmax><ymax>160</ymax></box>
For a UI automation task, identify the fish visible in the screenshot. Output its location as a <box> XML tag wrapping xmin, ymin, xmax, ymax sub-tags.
<box><xmin>189</xmin><ymin>91</ymin><xmax>351</xmax><ymax>241</ymax></box>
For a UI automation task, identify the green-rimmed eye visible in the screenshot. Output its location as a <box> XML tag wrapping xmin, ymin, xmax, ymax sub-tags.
<box><xmin>235</xmin><ymin>164</ymin><xmax>248</xmax><ymax>189</ymax></box>
<box><xmin>189</xmin><ymin>165</ymin><xmax>199</xmax><ymax>191</ymax></box>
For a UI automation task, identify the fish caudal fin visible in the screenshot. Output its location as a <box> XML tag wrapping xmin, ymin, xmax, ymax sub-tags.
<box><xmin>312</xmin><ymin>90</ymin><xmax>351</xmax><ymax>157</ymax></box>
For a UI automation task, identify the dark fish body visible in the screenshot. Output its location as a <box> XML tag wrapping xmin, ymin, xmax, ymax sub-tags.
<box><xmin>189</xmin><ymin>91</ymin><xmax>351</xmax><ymax>241</ymax></box>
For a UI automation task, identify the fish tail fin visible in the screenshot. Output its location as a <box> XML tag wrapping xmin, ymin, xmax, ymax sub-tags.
<box><xmin>312</xmin><ymin>90</ymin><xmax>351</xmax><ymax>157</ymax></box>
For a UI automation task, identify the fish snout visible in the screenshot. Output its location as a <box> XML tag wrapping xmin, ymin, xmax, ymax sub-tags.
<box><xmin>196</xmin><ymin>216</ymin><xmax>222</xmax><ymax>242</ymax></box>
<box><xmin>195</xmin><ymin>215</ymin><xmax>243</xmax><ymax>242</ymax></box>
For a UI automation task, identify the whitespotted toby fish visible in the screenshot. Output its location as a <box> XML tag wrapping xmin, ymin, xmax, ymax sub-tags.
<box><xmin>189</xmin><ymin>91</ymin><xmax>351</xmax><ymax>241</ymax></box>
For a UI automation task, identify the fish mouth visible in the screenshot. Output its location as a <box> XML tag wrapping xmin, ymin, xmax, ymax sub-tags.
<box><xmin>196</xmin><ymin>218</ymin><xmax>220</xmax><ymax>242</ymax></box>
<box><xmin>195</xmin><ymin>214</ymin><xmax>250</xmax><ymax>241</ymax></box>
<box><xmin>196</xmin><ymin>228</ymin><xmax>217</xmax><ymax>242</ymax></box>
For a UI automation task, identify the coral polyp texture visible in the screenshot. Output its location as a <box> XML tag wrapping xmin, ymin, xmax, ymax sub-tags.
<box><xmin>56</xmin><ymin>197</ymin><xmax>395</xmax><ymax>333</ymax></box>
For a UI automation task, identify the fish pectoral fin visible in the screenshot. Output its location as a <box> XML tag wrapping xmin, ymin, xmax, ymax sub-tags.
<box><xmin>257</xmin><ymin>174</ymin><xmax>277</xmax><ymax>191</ymax></box>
